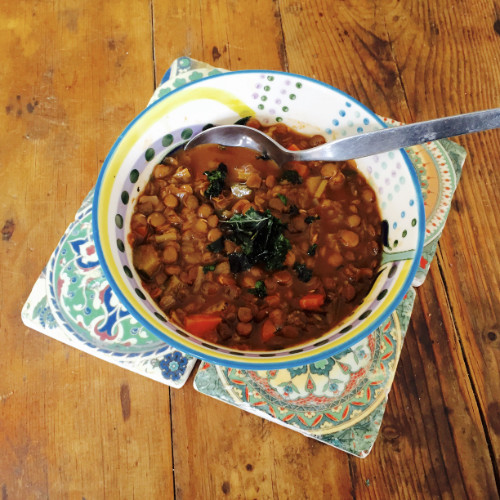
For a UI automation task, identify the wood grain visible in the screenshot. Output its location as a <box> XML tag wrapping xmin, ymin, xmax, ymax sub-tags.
<box><xmin>0</xmin><ymin>1</ymin><xmax>174</xmax><ymax>498</ymax></box>
<box><xmin>0</xmin><ymin>0</ymin><xmax>499</xmax><ymax>498</ymax></box>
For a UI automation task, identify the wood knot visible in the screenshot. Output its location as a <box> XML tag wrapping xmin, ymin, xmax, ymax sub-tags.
<box><xmin>212</xmin><ymin>46</ymin><xmax>222</xmax><ymax>61</ymax></box>
<box><xmin>486</xmin><ymin>330</ymin><xmax>497</xmax><ymax>342</ymax></box>
<box><xmin>2</xmin><ymin>219</ymin><xmax>15</xmax><ymax>241</ymax></box>
<box><xmin>120</xmin><ymin>383</ymin><xmax>131</xmax><ymax>421</ymax></box>
<box><xmin>494</xmin><ymin>19</ymin><xmax>500</xmax><ymax>36</ymax></box>
<box><xmin>487</xmin><ymin>401</ymin><xmax>500</xmax><ymax>435</ymax></box>
<box><xmin>221</xmin><ymin>481</ymin><xmax>230</xmax><ymax>494</ymax></box>
<box><xmin>382</xmin><ymin>425</ymin><xmax>400</xmax><ymax>441</ymax></box>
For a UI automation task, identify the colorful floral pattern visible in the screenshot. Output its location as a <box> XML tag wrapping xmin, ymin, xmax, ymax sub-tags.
<box><xmin>158</xmin><ymin>351</ymin><xmax>189</xmax><ymax>381</ymax></box>
<box><xmin>46</xmin><ymin>206</ymin><xmax>169</xmax><ymax>358</ymax></box>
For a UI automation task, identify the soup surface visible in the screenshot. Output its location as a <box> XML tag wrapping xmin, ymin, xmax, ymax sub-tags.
<box><xmin>128</xmin><ymin>120</ymin><xmax>382</xmax><ymax>350</ymax></box>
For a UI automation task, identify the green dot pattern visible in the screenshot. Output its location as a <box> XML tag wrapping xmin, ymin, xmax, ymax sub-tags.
<box><xmin>145</xmin><ymin>148</ymin><xmax>155</xmax><ymax>161</ymax></box>
<box><xmin>162</xmin><ymin>134</ymin><xmax>173</xmax><ymax>147</ymax></box>
<box><xmin>155</xmin><ymin>312</ymin><xmax>167</xmax><ymax>322</ymax></box>
<box><xmin>129</xmin><ymin>169</ymin><xmax>139</xmax><ymax>183</ymax></box>
<box><xmin>359</xmin><ymin>310</ymin><xmax>372</xmax><ymax>320</ymax></box>
<box><xmin>181</xmin><ymin>128</ymin><xmax>193</xmax><ymax>140</ymax></box>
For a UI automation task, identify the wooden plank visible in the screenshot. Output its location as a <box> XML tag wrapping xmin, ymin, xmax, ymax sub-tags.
<box><xmin>151</xmin><ymin>0</ymin><xmax>285</xmax><ymax>80</ymax></box>
<box><xmin>378</xmin><ymin>0</ymin><xmax>500</xmax><ymax>470</ymax></box>
<box><xmin>278</xmin><ymin>0</ymin><xmax>414</xmax><ymax>121</ymax></box>
<box><xmin>0</xmin><ymin>1</ymin><xmax>175</xmax><ymax>498</ymax></box>
<box><xmin>152</xmin><ymin>1</ymin><xmax>358</xmax><ymax>498</ymax></box>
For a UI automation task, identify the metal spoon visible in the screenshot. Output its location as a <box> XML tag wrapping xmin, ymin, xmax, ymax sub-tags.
<box><xmin>185</xmin><ymin>108</ymin><xmax>500</xmax><ymax>165</ymax></box>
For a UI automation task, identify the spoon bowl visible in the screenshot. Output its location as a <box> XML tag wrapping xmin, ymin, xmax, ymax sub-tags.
<box><xmin>185</xmin><ymin>108</ymin><xmax>500</xmax><ymax>165</ymax></box>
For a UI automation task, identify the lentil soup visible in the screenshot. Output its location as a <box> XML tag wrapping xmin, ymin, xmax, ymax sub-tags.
<box><xmin>128</xmin><ymin>120</ymin><xmax>383</xmax><ymax>350</ymax></box>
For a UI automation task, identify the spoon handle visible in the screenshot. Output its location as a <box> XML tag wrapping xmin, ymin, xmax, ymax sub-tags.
<box><xmin>297</xmin><ymin>108</ymin><xmax>500</xmax><ymax>162</ymax></box>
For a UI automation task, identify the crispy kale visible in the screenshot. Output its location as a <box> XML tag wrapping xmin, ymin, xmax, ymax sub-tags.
<box><xmin>248</xmin><ymin>280</ymin><xmax>268</xmax><ymax>299</ymax></box>
<box><xmin>204</xmin><ymin>162</ymin><xmax>228</xmax><ymax>198</ymax></box>
<box><xmin>223</xmin><ymin>207</ymin><xmax>291</xmax><ymax>273</ymax></box>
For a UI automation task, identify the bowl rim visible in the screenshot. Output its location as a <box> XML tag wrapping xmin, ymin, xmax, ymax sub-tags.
<box><xmin>92</xmin><ymin>69</ymin><xmax>425</xmax><ymax>369</ymax></box>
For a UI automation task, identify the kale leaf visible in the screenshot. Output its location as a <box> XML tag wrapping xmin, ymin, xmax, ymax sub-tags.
<box><xmin>280</xmin><ymin>170</ymin><xmax>303</xmax><ymax>185</ymax></box>
<box><xmin>248</xmin><ymin>280</ymin><xmax>267</xmax><ymax>298</ymax></box>
<box><xmin>307</xmin><ymin>243</ymin><xmax>318</xmax><ymax>256</ymax></box>
<box><xmin>277</xmin><ymin>193</ymin><xmax>287</xmax><ymax>206</ymax></box>
<box><xmin>203</xmin><ymin>264</ymin><xmax>216</xmax><ymax>274</ymax></box>
<box><xmin>234</xmin><ymin>116</ymin><xmax>252</xmax><ymax>125</ymax></box>
<box><xmin>223</xmin><ymin>207</ymin><xmax>291</xmax><ymax>272</ymax></box>
<box><xmin>207</xmin><ymin>236</ymin><xmax>225</xmax><ymax>253</ymax></box>
<box><xmin>293</xmin><ymin>263</ymin><xmax>313</xmax><ymax>282</ymax></box>
<box><xmin>204</xmin><ymin>163</ymin><xmax>228</xmax><ymax>198</ymax></box>
<box><xmin>304</xmin><ymin>215</ymin><xmax>320</xmax><ymax>224</ymax></box>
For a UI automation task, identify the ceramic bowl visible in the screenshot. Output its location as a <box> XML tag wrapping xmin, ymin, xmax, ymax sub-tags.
<box><xmin>93</xmin><ymin>70</ymin><xmax>425</xmax><ymax>369</ymax></box>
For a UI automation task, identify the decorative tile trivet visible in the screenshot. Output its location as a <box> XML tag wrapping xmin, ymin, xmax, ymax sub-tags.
<box><xmin>194</xmin><ymin>289</ymin><xmax>415</xmax><ymax>457</ymax></box>
<box><xmin>22</xmin><ymin>194</ymin><xmax>196</xmax><ymax>388</ymax></box>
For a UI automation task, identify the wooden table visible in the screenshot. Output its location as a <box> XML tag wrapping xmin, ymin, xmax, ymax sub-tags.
<box><xmin>1</xmin><ymin>1</ymin><xmax>499</xmax><ymax>498</ymax></box>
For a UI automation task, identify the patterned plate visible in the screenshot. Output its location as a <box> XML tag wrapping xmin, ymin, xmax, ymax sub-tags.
<box><xmin>45</xmin><ymin>205</ymin><xmax>169</xmax><ymax>359</ymax></box>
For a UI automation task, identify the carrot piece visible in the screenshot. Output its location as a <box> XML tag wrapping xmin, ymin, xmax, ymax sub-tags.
<box><xmin>299</xmin><ymin>294</ymin><xmax>325</xmax><ymax>311</ymax></box>
<box><xmin>287</xmin><ymin>143</ymin><xmax>301</xmax><ymax>151</ymax></box>
<box><xmin>289</xmin><ymin>161</ymin><xmax>309</xmax><ymax>178</ymax></box>
<box><xmin>261</xmin><ymin>319</ymin><xmax>277</xmax><ymax>342</ymax></box>
<box><xmin>184</xmin><ymin>314</ymin><xmax>222</xmax><ymax>339</ymax></box>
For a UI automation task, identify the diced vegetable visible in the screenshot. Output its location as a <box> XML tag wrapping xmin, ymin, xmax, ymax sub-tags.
<box><xmin>261</xmin><ymin>319</ymin><xmax>277</xmax><ymax>342</ymax></box>
<box><xmin>289</xmin><ymin>161</ymin><xmax>308</xmax><ymax>178</ymax></box>
<box><xmin>314</xmin><ymin>179</ymin><xmax>328</xmax><ymax>198</ymax></box>
<box><xmin>305</xmin><ymin>176</ymin><xmax>322</xmax><ymax>195</ymax></box>
<box><xmin>299</xmin><ymin>294</ymin><xmax>325</xmax><ymax>310</ymax></box>
<box><xmin>231</xmin><ymin>183</ymin><xmax>253</xmax><ymax>197</ymax></box>
<box><xmin>184</xmin><ymin>314</ymin><xmax>222</xmax><ymax>338</ymax></box>
<box><xmin>133</xmin><ymin>245</ymin><xmax>161</xmax><ymax>278</ymax></box>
